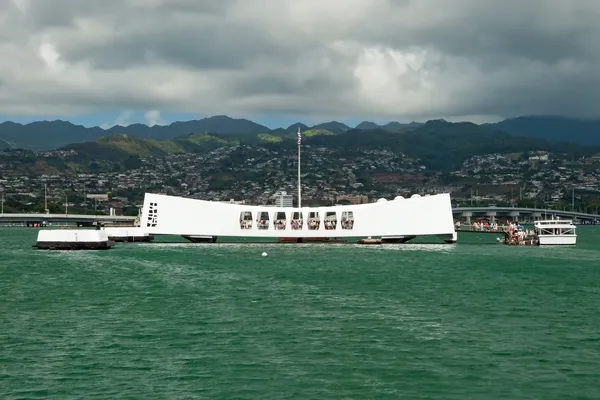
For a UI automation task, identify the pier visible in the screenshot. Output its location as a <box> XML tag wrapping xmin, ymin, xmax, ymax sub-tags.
<box><xmin>0</xmin><ymin>213</ymin><xmax>136</xmax><ymax>227</ymax></box>
<box><xmin>456</xmin><ymin>225</ymin><xmax>512</xmax><ymax>243</ymax></box>
<box><xmin>453</xmin><ymin>206</ymin><xmax>600</xmax><ymax>224</ymax></box>
<box><xmin>456</xmin><ymin>225</ymin><xmax>509</xmax><ymax>234</ymax></box>
<box><xmin>456</xmin><ymin>225</ymin><xmax>540</xmax><ymax>246</ymax></box>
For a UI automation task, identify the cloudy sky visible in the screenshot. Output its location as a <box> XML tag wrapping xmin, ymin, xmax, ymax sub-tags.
<box><xmin>1</xmin><ymin>0</ymin><xmax>599</xmax><ymax>128</ymax></box>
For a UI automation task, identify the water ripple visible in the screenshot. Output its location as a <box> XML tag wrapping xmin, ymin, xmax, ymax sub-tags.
<box><xmin>1</xmin><ymin>228</ymin><xmax>600</xmax><ymax>399</ymax></box>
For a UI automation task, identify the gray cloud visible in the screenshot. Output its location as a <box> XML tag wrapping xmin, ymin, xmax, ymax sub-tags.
<box><xmin>1</xmin><ymin>0</ymin><xmax>600</xmax><ymax>121</ymax></box>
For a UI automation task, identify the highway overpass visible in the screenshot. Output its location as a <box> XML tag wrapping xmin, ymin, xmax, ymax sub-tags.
<box><xmin>453</xmin><ymin>207</ymin><xmax>600</xmax><ymax>224</ymax></box>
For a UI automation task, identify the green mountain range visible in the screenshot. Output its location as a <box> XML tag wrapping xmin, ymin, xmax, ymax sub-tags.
<box><xmin>2</xmin><ymin>114</ymin><xmax>600</xmax><ymax>151</ymax></box>
<box><xmin>38</xmin><ymin>120</ymin><xmax>597</xmax><ymax>174</ymax></box>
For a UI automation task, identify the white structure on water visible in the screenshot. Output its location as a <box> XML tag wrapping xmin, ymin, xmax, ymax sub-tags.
<box><xmin>35</xmin><ymin>229</ymin><xmax>115</xmax><ymax>250</ymax></box>
<box><xmin>139</xmin><ymin>192</ymin><xmax>457</xmax><ymax>243</ymax></box>
<box><xmin>139</xmin><ymin>128</ymin><xmax>456</xmax><ymax>244</ymax></box>
<box><xmin>534</xmin><ymin>218</ymin><xmax>577</xmax><ymax>245</ymax></box>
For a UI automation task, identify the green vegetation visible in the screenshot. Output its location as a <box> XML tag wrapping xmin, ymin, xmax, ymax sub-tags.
<box><xmin>63</xmin><ymin>133</ymin><xmax>238</xmax><ymax>160</ymax></box>
<box><xmin>3</xmin><ymin>119</ymin><xmax>599</xmax><ymax>178</ymax></box>
<box><xmin>181</xmin><ymin>133</ymin><xmax>228</xmax><ymax>146</ymax></box>
<box><xmin>257</xmin><ymin>133</ymin><xmax>283</xmax><ymax>143</ymax></box>
<box><xmin>4</xmin><ymin>115</ymin><xmax>600</xmax><ymax>152</ymax></box>
<box><xmin>174</xmin><ymin>133</ymin><xmax>238</xmax><ymax>152</ymax></box>
<box><xmin>97</xmin><ymin>134</ymin><xmax>185</xmax><ymax>157</ymax></box>
<box><xmin>303</xmin><ymin>129</ymin><xmax>335</xmax><ymax>137</ymax></box>
<box><xmin>307</xmin><ymin>121</ymin><xmax>599</xmax><ymax>171</ymax></box>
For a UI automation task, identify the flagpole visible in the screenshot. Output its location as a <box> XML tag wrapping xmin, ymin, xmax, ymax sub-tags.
<box><xmin>297</xmin><ymin>128</ymin><xmax>302</xmax><ymax>208</ymax></box>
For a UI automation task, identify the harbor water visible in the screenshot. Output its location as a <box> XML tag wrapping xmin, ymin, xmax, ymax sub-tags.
<box><xmin>1</xmin><ymin>228</ymin><xmax>600</xmax><ymax>399</ymax></box>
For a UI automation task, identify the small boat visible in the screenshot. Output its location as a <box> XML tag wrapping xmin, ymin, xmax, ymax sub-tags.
<box><xmin>357</xmin><ymin>237</ymin><xmax>382</xmax><ymax>245</ymax></box>
<box><xmin>504</xmin><ymin>229</ymin><xmax>539</xmax><ymax>246</ymax></box>
<box><xmin>534</xmin><ymin>218</ymin><xmax>577</xmax><ymax>245</ymax></box>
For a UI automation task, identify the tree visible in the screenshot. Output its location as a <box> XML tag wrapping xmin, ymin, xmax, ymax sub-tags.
<box><xmin>123</xmin><ymin>206</ymin><xmax>140</xmax><ymax>216</ymax></box>
<box><xmin>123</xmin><ymin>157</ymin><xmax>142</xmax><ymax>169</ymax></box>
<box><xmin>516</xmin><ymin>199</ymin><xmax>536</xmax><ymax>208</ymax></box>
<box><xmin>88</xmin><ymin>161</ymin><xmax>100</xmax><ymax>172</ymax></box>
<box><xmin>550</xmin><ymin>201</ymin><xmax>570</xmax><ymax>211</ymax></box>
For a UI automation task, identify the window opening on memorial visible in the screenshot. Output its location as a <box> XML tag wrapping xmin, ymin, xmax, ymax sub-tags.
<box><xmin>291</xmin><ymin>212</ymin><xmax>303</xmax><ymax>230</ymax></box>
<box><xmin>239</xmin><ymin>211</ymin><xmax>253</xmax><ymax>229</ymax></box>
<box><xmin>146</xmin><ymin>202</ymin><xmax>158</xmax><ymax>227</ymax></box>
<box><xmin>308</xmin><ymin>211</ymin><xmax>320</xmax><ymax>230</ymax></box>
<box><xmin>341</xmin><ymin>211</ymin><xmax>354</xmax><ymax>230</ymax></box>
<box><xmin>324</xmin><ymin>212</ymin><xmax>337</xmax><ymax>230</ymax></box>
<box><xmin>274</xmin><ymin>211</ymin><xmax>287</xmax><ymax>230</ymax></box>
<box><xmin>257</xmin><ymin>211</ymin><xmax>270</xmax><ymax>230</ymax></box>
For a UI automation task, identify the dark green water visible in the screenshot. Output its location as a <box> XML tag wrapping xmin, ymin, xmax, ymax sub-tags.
<box><xmin>2</xmin><ymin>229</ymin><xmax>600</xmax><ymax>399</ymax></box>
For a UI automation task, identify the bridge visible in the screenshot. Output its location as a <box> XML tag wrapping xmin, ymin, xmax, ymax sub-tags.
<box><xmin>0</xmin><ymin>213</ymin><xmax>137</xmax><ymax>227</ymax></box>
<box><xmin>1</xmin><ymin>207</ymin><xmax>598</xmax><ymax>228</ymax></box>
<box><xmin>452</xmin><ymin>207</ymin><xmax>600</xmax><ymax>224</ymax></box>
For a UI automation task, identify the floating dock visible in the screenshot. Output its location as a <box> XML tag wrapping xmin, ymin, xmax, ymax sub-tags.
<box><xmin>102</xmin><ymin>227</ymin><xmax>153</xmax><ymax>242</ymax></box>
<box><xmin>182</xmin><ymin>235</ymin><xmax>217</xmax><ymax>243</ymax></box>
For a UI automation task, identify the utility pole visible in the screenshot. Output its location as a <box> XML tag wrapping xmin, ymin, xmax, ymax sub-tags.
<box><xmin>83</xmin><ymin>186</ymin><xmax>87</xmax><ymax>215</ymax></box>
<box><xmin>1</xmin><ymin>191</ymin><xmax>4</xmax><ymax>215</ymax></box>
<box><xmin>519</xmin><ymin>186</ymin><xmax>523</xmax><ymax>201</ymax></box>
<box><xmin>297</xmin><ymin>127</ymin><xmax>302</xmax><ymax>208</ymax></box>
<box><xmin>572</xmin><ymin>187</ymin><xmax>575</xmax><ymax>211</ymax></box>
<box><xmin>44</xmin><ymin>183</ymin><xmax>48</xmax><ymax>214</ymax></box>
<box><xmin>65</xmin><ymin>195</ymin><xmax>68</xmax><ymax>216</ymax></box>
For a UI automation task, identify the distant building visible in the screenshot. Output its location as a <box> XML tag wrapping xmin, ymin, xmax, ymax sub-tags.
<box><xmin>529</xmin><ymin>154</ymin><xmax>549</xmax><ymax>162</ymax></box>
<box><xmin>336</xmin><ymin>195</ymin><xmax>368</xmax><ymax>205</ymax></box>
<box><xmin>275</xmin><ymin>191</ymin><xmax>293</xmax><ymax>207</ymax></box>
<box><xmin>221</xmin><ymin>199</ymin><xmax>246</xmax><ymax>205</ymax></box>
<box><xmin>87</xmin><ymin>194</ymin><xmax>109</xmax><ymax>200</ymax></box>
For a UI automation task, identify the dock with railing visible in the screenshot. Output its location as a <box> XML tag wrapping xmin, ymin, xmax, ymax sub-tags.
<box><xmin>456</xmin><ymin>225</ymin><xmax>509</xmax><ymax>234</ymax></box>
<box><xmin>456</xmin><ymin>225</ymin><xmax>539</xmax><ymax>245</ymax></box>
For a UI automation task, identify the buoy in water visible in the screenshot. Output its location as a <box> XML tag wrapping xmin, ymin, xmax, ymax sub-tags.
<box><xmin>261</xmin><ymin>252</ymin><xmax>268</xmax><ymax>257</ymax></box>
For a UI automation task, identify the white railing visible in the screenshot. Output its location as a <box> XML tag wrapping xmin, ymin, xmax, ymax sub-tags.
<box><xmin>0</xmin><ymin>213</ymin><xmax>136</xmax><ymax>221</ymax></box>
<box><xmin>453</xmin><ymin>207</ymin><xmax>600</xmax><ymax>219</ymax></box>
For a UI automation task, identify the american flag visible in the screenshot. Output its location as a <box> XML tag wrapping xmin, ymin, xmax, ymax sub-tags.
<box><xmin>297</xmin><ymin>127</ymin><xmax>301</xmax><ymax>145</ymax></box>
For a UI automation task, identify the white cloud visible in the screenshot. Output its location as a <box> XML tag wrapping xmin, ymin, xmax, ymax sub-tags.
<box><xmin>144</xmin><ymin>110</ymin><xmax>165</xmax><ymax>126</ymax></box>
<box><xmin>100</xmin><ymin>110</ymin><xmax>135</xmax><ymax>129</ymax></box>
<box><xmin>9</xmin><ymin>0</ymin><xmax>29</xmax><ymax>13</ymax></box>
<box><xmin>38</xmin><ymin>42</ymin><xmax>61</xmax><ymax>70</ymax></box>
<box><xmin>1</xmin><ymin>0</ymin><xmax>600</xmax><ymax>122</ymax></box>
